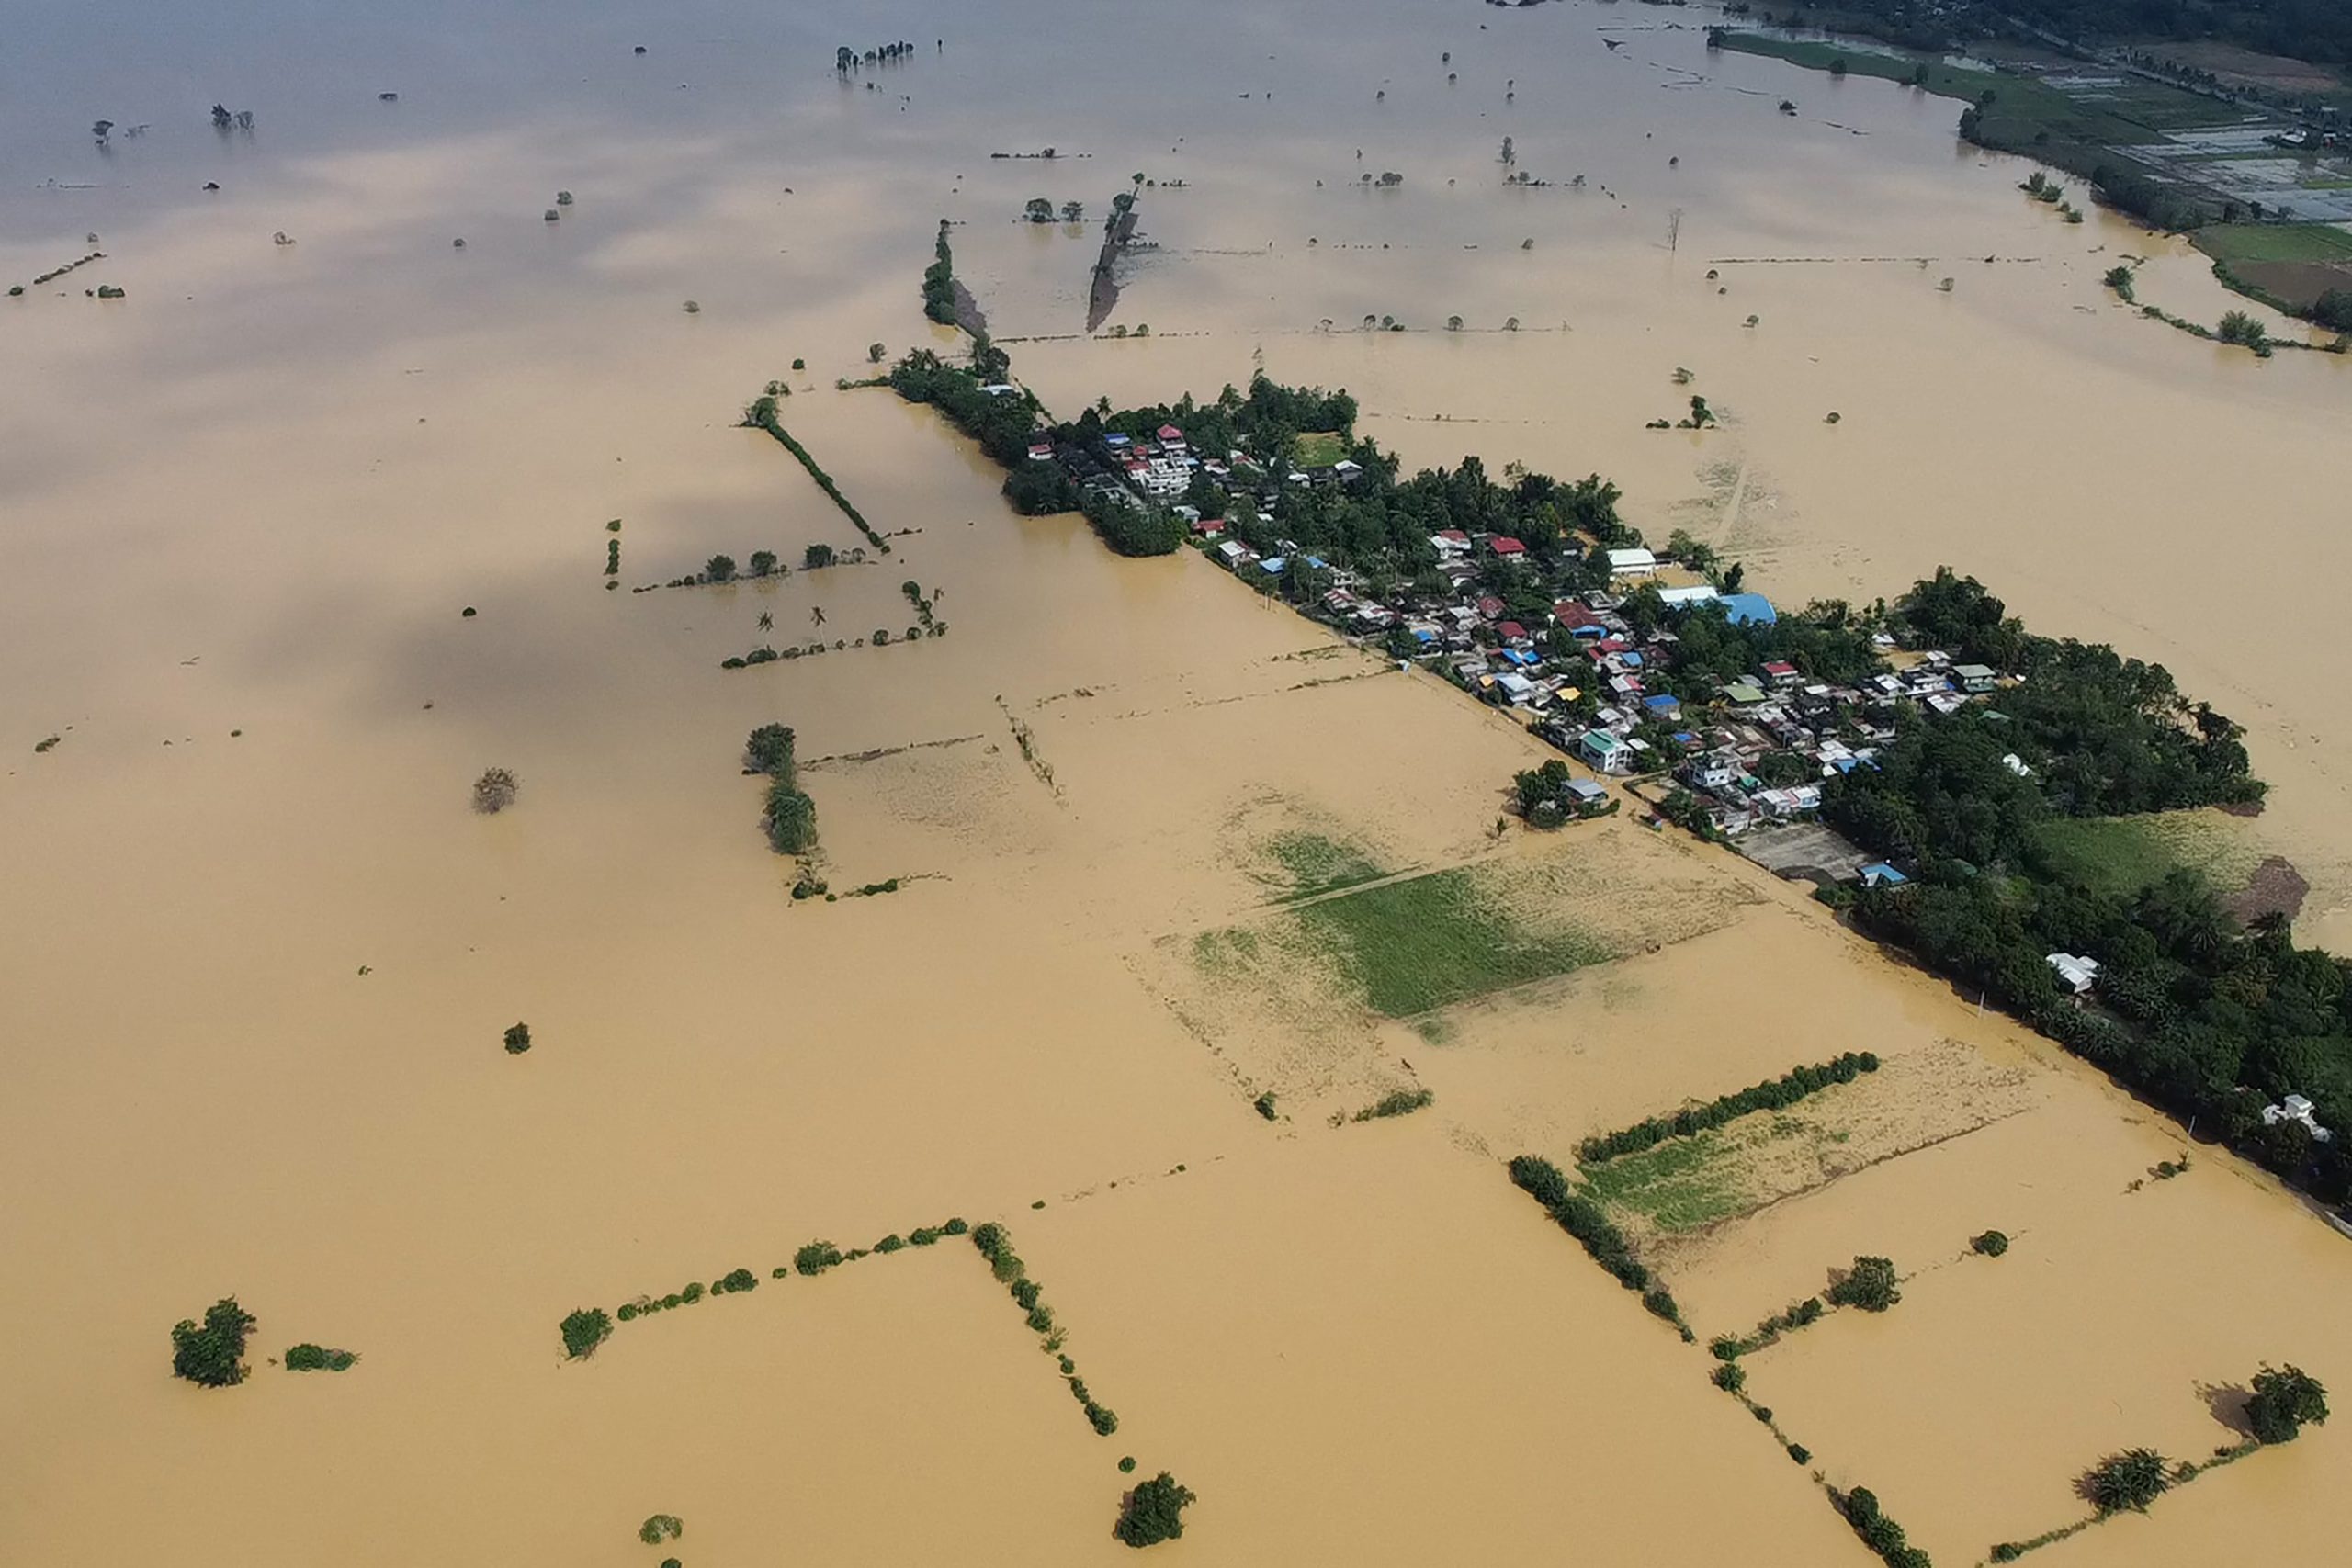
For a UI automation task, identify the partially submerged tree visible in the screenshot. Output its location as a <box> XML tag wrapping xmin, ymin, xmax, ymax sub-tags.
<box><xmin>472</xmin><ymin>766</ymin><xmax>520</xmax><ymax>814</ymax></box>
<box><xmin>764</xmin><ymin>782</ymin><xmax>818</xmax><ymax>853</ymax></box>
<box><xmin>559</xmin><ymin>1307</ymin><xmax>612</xmax><ymax>1359</ymax></box>
<box><xmin>171</xmin><ymin>1297</ymin><xmax>256</xmax><ymax>1387</ymax></box>
<box><xmin>745</xmin><ymin>724</ymin><xmax>796</xmax><ymax>778</ymax></box>
<box><xmin>2247</xmin><ymin>1364</ymin><xmax>2329</xmax><ymax>1444</ymax></box>
<box><xmin>2086</xmin><ymin>1448</ymin><xmax>2170</xmax><ymax>1513</ymax></box>
<box><xmin>1826</xmin><ymin>1255</ymin><xmax>1900</xmax><ymax>1312</ymax></box>
<box><xmin>1114</xmin><ymin>1472</ymin><xmax>1196</xmax><ymax>1548</ymax></box>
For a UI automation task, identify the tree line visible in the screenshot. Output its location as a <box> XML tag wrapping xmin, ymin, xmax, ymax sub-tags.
<box><xmin>1577</xmin><ymin>1052</ymin><xmax>1880</xmax><ymax>1163</ymax></box>
<box><xmin>1507</xmin><ymin>1156</ymin><xmax>1689</xmax><ymax>1334</ymax></box>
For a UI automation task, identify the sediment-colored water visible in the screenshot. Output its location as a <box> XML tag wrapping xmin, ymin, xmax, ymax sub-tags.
<box><xmin>6</xmin><ymin>3</ymin><xmax>2348</xmax><ymax>1563</ymax></box>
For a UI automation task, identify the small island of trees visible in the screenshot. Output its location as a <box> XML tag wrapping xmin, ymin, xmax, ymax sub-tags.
<box><xmin>1114</xmin><ymin>1471</ymin><xmax>1195</xmax><ymax>1548</ymax></box>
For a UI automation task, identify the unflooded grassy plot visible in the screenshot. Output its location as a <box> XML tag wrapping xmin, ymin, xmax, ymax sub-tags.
<box><xmin>1262</xmin><ymin>830</ymin><xmax>1387</xmax><ymax>902</ymax></box>
<box><xmin>2191</xmin><ymin>222</ymin><xmax>2352</xmax><ymax>265</ymax></box>
<box><xmin>1667</xmin><ymin>1088</ymin><xmax>2352</xmax><ymax>1566</ymax></box>
<box><xmin>1713</xmin><ymin>34</ymin><xmax>2222</xmax><ymax>142</ymax></box>
<box><xmin>1291</xmin><ymin>431</ymin><xmax>1349</xmax><ymax>467</ymax></box>
<box><xmin>1295</xmin><ymin>863</ymin><xmax>1612</xmax><ymax>1018</ymax></box>
<box><xmin>1140</xmin><ymin>826</ymin><xmax>1758</xmax><ymax>1110</ymax></box>
<box><xmin>2029</xmin><ymin>808</ymin><xmax>2268</xmax><ymax>898</ymax></box>
<box><xmin>1216</xmin><ymin>792</ymin><xmax>1396</xmax><ymax>904</ymax></box>
<box><xmin>1577</xmin><ymin>1037</ymin><xmax>2037</xmax><ymax>1250</ymax></box>
<box><xmin>1582</xmin><ymin>1131</ymin><xmax>1751</xmax><ymax>1233</ymax></box>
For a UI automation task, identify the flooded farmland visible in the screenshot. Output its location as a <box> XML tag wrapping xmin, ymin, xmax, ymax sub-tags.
<box><xmin>4</xmin><ymin>1</ymin><xmax>2349</xmax><ymax>1564</ymax></box>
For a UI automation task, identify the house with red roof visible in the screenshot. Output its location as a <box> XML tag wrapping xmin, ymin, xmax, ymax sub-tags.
<box><xmin>1488</xmin><ymin>536</ymin><xmax>1527</xmax><ymax>558</ymax></box>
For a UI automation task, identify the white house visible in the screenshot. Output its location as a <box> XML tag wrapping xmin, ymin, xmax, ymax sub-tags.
<box><xmin>1606</xmin><ymin>547</ymin><xmax>1659</xmax><ymax>578</ymax></box>
<box><xmin>2261</xmin><ymin>1093</ymin><xmax>2335</xmax><ymax>1142</ymax></box>
<box><xmin>2047</xmin><ymin>953</ymin><xmax>2101</xmax><ymax>995</ymax></box>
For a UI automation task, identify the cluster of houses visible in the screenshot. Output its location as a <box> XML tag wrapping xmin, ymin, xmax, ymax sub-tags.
<box><xmin>1193</xmin><ymin>508</ymin><xmax>2019</xmax><ymax>845</ymax></box>
<box><xmin>1634</xmin><ymin>648</ymin><xmax>2011</xmax><ymax>840</ymax></box>
<box><xmin>1027</xmin><ymin>423</ymin><xmax>1365</xmax><ymax>527</ymax></box>
<box><xmin>1035</xmin><ymin>434</ymin><xmax>2028</xmax><ymax>850</ymax></box>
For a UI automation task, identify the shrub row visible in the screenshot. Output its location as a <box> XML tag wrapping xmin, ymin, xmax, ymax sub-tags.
<box><xmin>1577</xmin><ymin>1052</ymin><xmax>1879</xmax><ymax>1163</ymax></box>
<box><xmin>721</xmin><ymin>626</ymin><xmax>948</xmax><ymax>670</ymax></box>
<box><xmin>1838</xmin><ymin>1485</ymin><xmax>1932</xmax><ymax>1568</ymax></box>
<box><xmin>1350</xmin><ymin>1086</ymin><xmax>1433</xmax><ymax>1122</ymax></box>
<box><xmin>922</xmin><ymin>220</ymin><xmax>957</xmax><ymax>325</ymax></box>
<box><xmin>1507</xmin><ymin>1156</ymin><xmax>1687</xmax><ymax>1335</ymax></box>
<box><xmin>1709</xmin><ymin>1296</ymin><xmax>1825</xmax><ymax>1362</ymax></box>
<box><xmin>972</xmin><ymin>1223</ymin><xmax>1119</xmax><ymax>1436</ymax></box>
<box><xmin>745</xmin><ymin>408</ymin><xmax>891</xmax><ymax>555</ymax></box>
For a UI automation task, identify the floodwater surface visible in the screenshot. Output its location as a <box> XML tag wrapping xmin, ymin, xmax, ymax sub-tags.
<box><xmin>5</xmin><ymin>2</ymin><xmax>2349</xmax><ymax>1564</ymax></box>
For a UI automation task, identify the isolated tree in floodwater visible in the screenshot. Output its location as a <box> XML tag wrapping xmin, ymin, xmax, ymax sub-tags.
<box><xmin>2247</xmin><ymin>1364</ymin><xmax>2329</xmax><ymax>1444</ymax></box>
<box><xmin>1061</xmin><ymin>200</ymin><xmax>1084</xmax><ymax>222</ymax></box>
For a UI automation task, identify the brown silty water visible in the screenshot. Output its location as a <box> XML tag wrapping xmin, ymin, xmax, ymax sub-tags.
<box><xmin>4</xmin><ymin>2</ymin><xmax>2348</xmax><ymax>1563</ymax></box>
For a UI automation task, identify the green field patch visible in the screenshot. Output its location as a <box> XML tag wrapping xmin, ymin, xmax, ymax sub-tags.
<box><xmin>2030</xmin><ymin>810</ymin><xmax>2265</xmax><ymax>898</ymax></box>
<box><xmin>2191</xmin><ymin>222</ymin><xmax>2352</xmax><ymax>265</ymax></box>
<box><xmin>1293</xmin><ymin>431</ymin><xmax>1350</xmax><ymax>467</ymax></box>
<box><xmin>1578</xmin><ymin>1132</ymin><xmax>1749</xmax><ymax>1234</ymax></box>
<box><xmin>1295</xmin><ymin>864</ymin><xmax>1611</xmax><ymax>1018</ymax></box>
<box><xmin>1261</xmin><ymin>831</ymin><xmax>1388</xmax><ymax>902</ymax></box>
<box><xmin>1191</xmin><ymin>925</ymin><xmax>1262</xmax><ymax>975</ymax></box>
<box><xmin>1713</xmin><ymin>33</ymin><xmax>2222</xmax><ymax>146</ymax></box>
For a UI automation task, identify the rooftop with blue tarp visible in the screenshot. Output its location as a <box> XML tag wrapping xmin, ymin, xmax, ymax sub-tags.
<box><xmin>1719</xmin><ymin>592</ymin><xmax>1777</xmax><ymax>626</ymax></box>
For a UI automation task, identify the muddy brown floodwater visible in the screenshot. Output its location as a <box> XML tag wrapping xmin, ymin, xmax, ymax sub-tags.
<box><xmin>4</xmin><ymin>2</ymin><xmax>2349</xmax><ymax>1564</ymax></box>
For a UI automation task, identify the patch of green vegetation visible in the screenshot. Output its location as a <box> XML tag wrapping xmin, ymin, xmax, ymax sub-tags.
<box><xmin>559</xmin><ymin>1307</ymin><xmax>612</xmax><ymax>1359</ymax></box>
<box><xmin>1577</xmin><ymin>1132</ymin><xmax>1747</xmax><ymax>1233</ymax></box>
<box><xmin>2190</xmin><ymin>223</ymin><xmax>2352</xmax><ymax>265</ymax></box>
<box><xmin>1261</xmin><ymin>831</ymin><xmax>1386</xmax><ymax>902</ymax></box>
<box><xmin>283</xmin><ymin>1343</ymin><xmax>357</xmax><ymax>1371</ymax></box>
<box><xmin>1295</xmin><ymin>864</ymin><xmax>1609</xmax><ymax>1018</ymax></box>
<box><xmin>1189</xmin><ymin>926</ymin><xmax>1261</xmax><ymax>975</ymax></box>
<box><xmin>1714</xmin><ymin>31</ymin><xmax>2225</xmax><ymax>142</ymax></box>
<box><xmin>1293</xmin><ymin>431</ymin><xmax>1350</xmax><ymax>467</ymax></box>
<box><xmin>1349</xmin><ymin>1086</ymin><xmax>1434</xmax><ymax>1122</ymax></box>
<box><xmin>2029</xmin><ymin>812</ymin><xmax>2262</xmax><ymax>898</ymax></box>
<box><xmin>1714</xmin><ymin>33</ymin><xmax>2003</xmax><ymax>99</ymax></box>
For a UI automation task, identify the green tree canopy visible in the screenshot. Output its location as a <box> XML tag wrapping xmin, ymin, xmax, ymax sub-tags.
<box><xmin>171</xmin><ymin>1297</ymin><xmax>256</xmax><ymax>1387</ymax></box>
<box><xmin>1114</xmin><ymin>1472</ymin><xmax>1196</xmax><ymax>1547</ymax></box>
